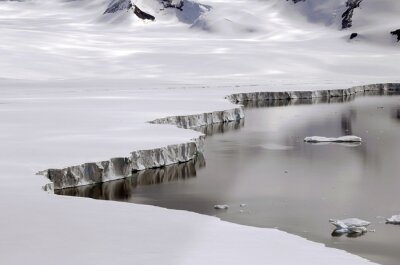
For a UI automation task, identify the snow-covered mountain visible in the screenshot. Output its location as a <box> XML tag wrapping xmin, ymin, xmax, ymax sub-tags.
<box><xmin>0</xmin><ymin>0</ymin><xmax>399</xmax><ymax>82</ymax></box>
<box><xmin>100</xmin><ymin>0</ymin><xmax>399</xmax><ymax>42</ymax></box>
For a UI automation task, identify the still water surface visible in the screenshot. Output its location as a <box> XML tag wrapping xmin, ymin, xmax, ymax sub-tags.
<box><xmin>58</xmin><ymin>95</ymin><xmax>400</xmax><ymax>265</ymax></box>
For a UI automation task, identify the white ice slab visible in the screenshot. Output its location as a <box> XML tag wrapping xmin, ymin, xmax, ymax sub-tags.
<box><xmin>304</xmin><ymin>136</ymin><xmax>362</xmax><ymax>143</ymax></box>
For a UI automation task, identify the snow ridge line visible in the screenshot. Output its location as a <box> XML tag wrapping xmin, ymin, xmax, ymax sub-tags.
<box><xmin>39</xmin><ymin>83</ymin><xmax>400</xmax><ymax>191</ymax></box>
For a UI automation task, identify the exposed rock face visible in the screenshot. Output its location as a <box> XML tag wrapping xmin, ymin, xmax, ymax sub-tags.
<box><xmin>288</xmin><ymin>0</ymin><xmax>363</xmax><ymax>30</ymax></box>
<box><xmin>103</xmin><ymin>0</ymin><xmax>132</xmax><ymax>14</ymax></box>
<box><xmin>104</xmin><ymin>0</ymin><xmax>155</xmax><ymax>21</ymax></box>
<box><xmin>391</xmin><ymin>29</ymin><xmax>400</xmax><ymax>42</ymax></box>
<box><xmin>133</xmin><ymin>5</ymin><xmax>156</xmax><ymax>21</ymax></box>
<box><xmin>160</xmin><ymin>0</ymin><xmax>184</xmax><ymax>11</ymax></box>
<box><xmin>342</xmin><ymin>0</ymin><xmax>363</xmax><ymax>29</ymax></box>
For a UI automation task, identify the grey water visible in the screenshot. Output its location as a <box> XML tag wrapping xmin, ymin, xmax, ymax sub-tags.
<box><xmin>58</xmin><ymin>94</ymin><xmax>400</xmax><ymax>265</ymax></box>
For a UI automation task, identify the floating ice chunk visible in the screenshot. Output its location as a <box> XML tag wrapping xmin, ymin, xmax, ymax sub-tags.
<box><xmin>304</xmin><ymin>136</ymin><xmax>362</xmax><ymax>143</ymax></box>
<box><xmin>240</xmin><ymin>204</ymin><xmax>247</xmax><ymax>207</ymax></box>
<box><xmin>329</xmin><ymin>218</ymin><xmax>370</xmax><ymax>235</ymax></box>
<box><xmin>329</xmin><ymin>218</ymin><xmax>370</xmax><ymax>228</ymax></box>
<box><xmin>347</xmin><ymin>226</ymin><xmax>368</xmax><ymax>234</ymax></box>
<box><xmin>214</xmin><ymin>204</ymin><xmax>229</xmax><ymax>210</ymax></box>
<box><xmin>386</xmin><ymin>215</ymin><xmax>400</xmax><ymax>224</ymax></box>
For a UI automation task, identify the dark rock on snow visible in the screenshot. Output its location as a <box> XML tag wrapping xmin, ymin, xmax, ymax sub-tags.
<box><xmin>341</xmin><ymin>0</ymin><xmax>363</xmax><ymax>29</ymax></box>
<box><xmin>160</xmin><ymin>0</ymin><xmax>185</xmax><ymax>11</ymax></box>
<box><xmin>104</xmin><ymin>0</ymin><xmax>188</xmax><ymax>21</ymax></box>
<box><xmin>134</xmin><ymin>5</ymin><xmax>156</xmax><ymax>21</ymax></box>
<box><xmin>104</xmin><ymin>0</ymin><xmax>155</xmax><ymax>21</ymax></box>
<box><xmin>350</xmin><ymin>32</ymin><xmax>358</xmax><ymax>39</ymax></box>
<box><xmin>103</xmin><ymin>0</ymin><xmax>132</xmax><ymax>14</ymax></box>
<box><xmin>288</xmin><ymin>0</ymin><xmax>305</xmax><ymax>3</ymax></box>
<box><xmin>391</xmin><ymin>29</ymin><xmax>400</xmax><ymax>42</ymax></box>
<box><xmin>289</xmin><ymin>0</ymin><xmax>363</xmax><ymax>30</ymax></box>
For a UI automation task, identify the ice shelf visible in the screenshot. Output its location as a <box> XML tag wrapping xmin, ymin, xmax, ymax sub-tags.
<box><xmin>39</xmin><ymin>83</ymin><xmax>400</xmax><ymax>190</ymax></box>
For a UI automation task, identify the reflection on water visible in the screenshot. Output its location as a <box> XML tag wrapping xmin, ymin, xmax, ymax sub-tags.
<box><xmin>58</xmin><ymin>94</ymin><xmax>400</xmax><ymax>265</ymax></box>
<box><xmin>242</xmin><ymin>96</ymin><xmax>355</xmax><ymax>108</ymax></box>
<box><xmin>195</xmin><ymin>118</ymin><xmax>244</xmax><ymax>135</ymax></box>
<box><xmin>56</xmin><ymin>153</ymin><xmax>206</xmax><ymax>201</ymax></box>
<box><xmin>331</xmin><ymin>230</ymin><xmax>367</xmax><ymax>238</ymax></box>
<box><xmin>392</xmin><ymin>107</ymin><xmax>400</xmax><ymax>121</ymax></box>
<box><xmin>241</xmin><ymin>91</ymin><xmax>397</xmax><ymax>109</ymax></box>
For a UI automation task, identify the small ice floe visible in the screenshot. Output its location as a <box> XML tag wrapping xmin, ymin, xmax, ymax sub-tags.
<box><xmin>304</xmin><ymin>136</ymin><xmax>362</xmax><ymax>143</ymax></box>
<box><xmin>386</xmin><ymin>215</ymin><xmax>400</xmax><ymax>224</ymax></box>
<box><xmin>329</xmin><ymin>218</ymin><xmax>371</xmax><ymax>236</ymax></box>
<box><xmin>240</xmin><ymin>204</ymin><xmax>247</xmax><ymax>207</ymax></box>
<box><xmin>214</xmin><ymin>204</ymin><xmax>229</xmax><ymax>210</ymax></box>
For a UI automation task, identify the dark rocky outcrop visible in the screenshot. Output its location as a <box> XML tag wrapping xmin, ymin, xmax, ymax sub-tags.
<box><xmin>287</xmin><ymin>0</ymin><xmax>362</xmax><ymax>29</ymax></box>
<box><xmin>391</xmin><ymin>29</ymin><xmax>400</xmax><ymax>42</ymax></box>
<box><xmin>103</xmin><ymin>0</ymin><xmax>132</xmax><ymax>14</ymax></box>
<box><xmin>160</xmin><ymin>0</ymin><xmax>185</xmax><ymax>11</ymax></box>
<box><xmin>288</xmin><ymin>0</ymin><xmax>305</xmax><ymax>3</ymax></box>
<box><xmin>286</xmin><ymin>0</ymin><xmax>306</xmax><ymax>4</ymax></box>
<box><xmin>104</xmin><ymin>0</ymin><xmax>155</xmax><ymax>21</ymax></box>
<box><xmin>133</xmin><ymin>5</ymin><xmax>156</xmax><ymax>21</ymax></box>
<box><xmin>342</xmin><ymin>0</ymin><xmax>363</xmax><ymax>29</ymax></box>
<box><xmin>350</xmin><ymin>32</ymin><xmax>358</xmax><ymax>39</ymax></box>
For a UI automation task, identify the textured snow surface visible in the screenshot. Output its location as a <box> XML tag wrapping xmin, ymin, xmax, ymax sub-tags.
<box><xmin>0</xmin><ymin>0</ymin><xmax>397</xmax><ymax>264</ymax></box>
<box><xmin>304</xmin><ymin>135</ymin><xmax>362</xmax><ymax>143</ymax></box>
